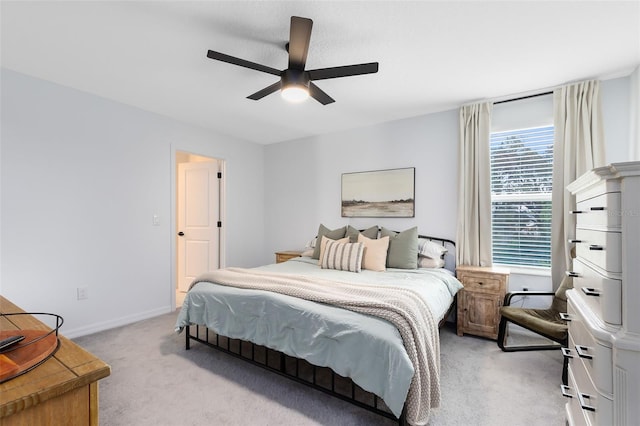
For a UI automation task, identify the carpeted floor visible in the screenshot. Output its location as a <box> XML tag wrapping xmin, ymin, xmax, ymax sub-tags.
<box><xmin>74</xmin><ymin>310</ymin><xmax>566</xmax><ymax>426</ymax></box>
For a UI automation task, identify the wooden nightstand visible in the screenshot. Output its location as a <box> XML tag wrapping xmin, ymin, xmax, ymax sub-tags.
<box><xmin>456</xmin><ymin>265</ymin><xmax>510</xmax><ymax>340</ymax></box>
<box><xmin>275</xmin><ymin>250</ymin><xmax>303</xmax><ymax>264</ymax></box>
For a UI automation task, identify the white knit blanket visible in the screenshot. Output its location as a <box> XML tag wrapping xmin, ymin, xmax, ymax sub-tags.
<box><xmin>192</xmin><ymin>267</ymin><xmax>440</xmax><ymax>426</ymax></box>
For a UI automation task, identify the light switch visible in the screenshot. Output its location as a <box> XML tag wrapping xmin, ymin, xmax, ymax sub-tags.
<box><xmin>153</xmin><ymin>214</ymin><xmax>160</xmax><ymax>226</ymax></box>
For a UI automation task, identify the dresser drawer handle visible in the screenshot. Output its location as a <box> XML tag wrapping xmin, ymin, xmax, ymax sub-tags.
<box><xmin>568</xmin><ymin>239</ymin><xmax>583</xmax><ymax>244</ymax></box>
<box><xmin>575</xmin><ymin>345</ymin><xmax>593</xmax><ymax>360</ymax></box>
<box><xmin>561</xmin><ymin>347</ymin><xmax>574</xmax><ymax>359</ymax></box>
<box><xmin>590</xmin><ymin>206</ymin><xmax>606</xmax><ymax>211</ymax></box>
<box><xmin>589</xmin><ymin>245</ymin><xmax>604</xmax><ymax>251</ymax></box>
<box><xmin>566</xmin><ymin>271</ymin><xmax>580</xmax><ymax>278</ymax></box>
<box><xmin>570</xmin><ymin>210</ymin><xmax>585</xmax><ymax>214</ymax></box>
<box><xmin>559</xmin><ymin>312</ymin><xmax>572</xmax><ymax>321</ymax></box>
<box><xmin>561</xmin><ymin>384</ymin><xmax>573</xmax><ymax>398</ymax></box>
<box><xmin>581</xmin><ymin>287</ymin><xmax>601</xmax><ymax>297</ymax></box>
<box><xmin>578</xmin><ymin>392</ymin><xmax>596</xmax><ymax>412</ymax></box>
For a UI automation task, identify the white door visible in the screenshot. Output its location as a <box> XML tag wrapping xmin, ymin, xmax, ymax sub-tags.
<box><xmin>177</xmin><ymin>160</ymin><xmax>220</xmax><ymax>292</ymax></box>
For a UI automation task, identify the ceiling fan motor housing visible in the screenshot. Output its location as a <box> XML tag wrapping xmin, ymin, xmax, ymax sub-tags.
<box><xmin>281</xmin><ymin>69</ymin><xmax>310</xmax><ymax>90</ymax></box>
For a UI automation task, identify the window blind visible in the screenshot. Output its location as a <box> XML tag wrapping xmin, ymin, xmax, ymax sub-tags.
<box><xmin>490</xmin><ymin>126</ymin><xmax>554</xmax><ymax>268</ymax></box>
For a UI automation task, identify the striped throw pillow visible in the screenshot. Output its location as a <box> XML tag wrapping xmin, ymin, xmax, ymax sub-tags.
<box><xmin>320</xmin><ymin>240</ymin><xmax>364</xmax><ymax>273</ymax></box>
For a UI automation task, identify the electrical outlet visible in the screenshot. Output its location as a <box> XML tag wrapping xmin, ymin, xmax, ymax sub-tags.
<box><xmin>77</xmin><ymin>287</ymin><xmax>89</xmax><ymax>300</ymax></box>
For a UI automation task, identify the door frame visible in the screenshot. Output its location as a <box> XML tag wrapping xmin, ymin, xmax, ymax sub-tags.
<box><xmin>170</xmin><ymin>146</ymin><xmax>226</xmax><ymax>310</ymax></box>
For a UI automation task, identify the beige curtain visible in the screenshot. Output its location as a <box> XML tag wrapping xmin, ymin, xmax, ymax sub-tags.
<box><xmin>456</xmin><ymin>102</ymin><xmax>493</xmax><ymax>267</ymax></box>
<box><xmin>551</xmin><ymin>80</ymin><xmax>606</xmax><ymax>288</ymax></box>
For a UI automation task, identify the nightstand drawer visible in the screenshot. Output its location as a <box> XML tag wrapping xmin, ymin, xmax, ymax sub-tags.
<box><xmin>459</xmin><ymin>276</ymin><xmax>502</xmax><ymax>293</ymax></box>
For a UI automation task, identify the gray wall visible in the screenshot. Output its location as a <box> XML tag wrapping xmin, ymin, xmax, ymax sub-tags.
<box><xmin>1</xmin><ymin>69</ymin><xmax>265</xmax><ymax>337</ymax></box>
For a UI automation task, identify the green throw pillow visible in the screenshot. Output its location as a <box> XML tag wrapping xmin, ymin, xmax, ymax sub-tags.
<box><xmin>345</xmin><ymin>225</ymin><xmax>379</xmax><ymax>243</ymax></box>
<box><xmin>380</xmin><ymin>226</ymin><xmax>418</xmax><ymax>269</ymax></box>
<box><xmin>312</xmin><ymin>224</ymin><xmax>347</xmax><ymax>259</ymax></box>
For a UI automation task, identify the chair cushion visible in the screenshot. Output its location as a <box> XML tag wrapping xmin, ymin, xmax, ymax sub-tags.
<box><xmin>500</xmin><ymin>306</ymin><xmax>568</xmax><ymax>342</ymax></box>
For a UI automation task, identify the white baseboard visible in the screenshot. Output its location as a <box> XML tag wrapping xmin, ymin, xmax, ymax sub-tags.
<box><xmin>63</xmin><ymin>305</ymin><xmax>173</xmax><ymax>339</ymax></box>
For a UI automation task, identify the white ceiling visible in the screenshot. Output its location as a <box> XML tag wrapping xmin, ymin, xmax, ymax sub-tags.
<box><xmin>2</xmin><ymin>1</ymin><xmax>639</xmax><ymax>145</ymax></box>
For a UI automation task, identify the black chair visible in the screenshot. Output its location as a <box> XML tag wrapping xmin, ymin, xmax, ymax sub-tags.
<box><xmin>497</xmin><ymin>276</ymin><xmax>573</xmax><ymax>384</ymax></box>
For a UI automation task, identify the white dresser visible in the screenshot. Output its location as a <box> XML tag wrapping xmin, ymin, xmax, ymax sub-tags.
<box><xmin>563</xmin><ymin>161</ymin><xmax>640</xmax><ymax>426</ymax></box>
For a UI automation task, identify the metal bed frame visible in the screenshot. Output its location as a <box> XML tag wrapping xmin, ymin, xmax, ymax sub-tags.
<box><xmin>184</xmin><ymin>234</ymin><xmax>456</xmax><ymax>425</ymax></box>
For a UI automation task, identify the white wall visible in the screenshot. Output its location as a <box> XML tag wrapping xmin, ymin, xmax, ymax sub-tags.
<box><xmin>263</xmin><ymin>109</ymin><xmax>459</xmax><ymax>265</ymax></box>
<box><xmin>264</xmin><ymin>75</ymin><xmax>635</xmax><ymax>293</ymax></box>
<box><xmin>0</xmin><ymin>69</ymin><xmax>265</xmax><ymax>337</ymax></box>
<box><xmin>629</xmin><ymin>66</ymin><xmax>640</xmax><ymax>160</ymax></box>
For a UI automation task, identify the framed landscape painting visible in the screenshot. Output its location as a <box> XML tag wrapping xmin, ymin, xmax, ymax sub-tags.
<box><xmin>341</xmin><ymin>167</ymin><xmax>415</xmax><ymax>217</ymax></box>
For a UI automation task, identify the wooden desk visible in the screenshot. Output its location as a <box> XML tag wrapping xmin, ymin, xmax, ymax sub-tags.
<box><xmin>0</xmin><ymin>297</ymin><xmax>110</xmax><ymax>425</ymax></box>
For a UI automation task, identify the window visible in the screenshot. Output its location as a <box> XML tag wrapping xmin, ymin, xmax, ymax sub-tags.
<box><xmin>490</xmin><ymin>125</ymin><xmax>554</xmax><ymax>268</ymax></box>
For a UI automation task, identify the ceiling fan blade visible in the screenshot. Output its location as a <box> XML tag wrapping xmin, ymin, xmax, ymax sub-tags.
<box><xmin>288</xmin><ymin>16</ymin><xmax>313</xmax><ymax>70</ymax></box>
<box><xmin>308</xmin><ymin>62</ymin><xmax>379</xmax><ymax>81</ymax></box>
<box><xmin>247</xmin><ymin>81</ymin><xmax>282</xmax><ymax>100</ymax></box>
<box><xmin>309</xmin><ymin>82</ymin><xmax>335</xmax><ymax>105</ymax></box>
<box><xmin>207</xmin><ymin>50</ymin><xmax>281</xmax><ymax>76</ymax></box>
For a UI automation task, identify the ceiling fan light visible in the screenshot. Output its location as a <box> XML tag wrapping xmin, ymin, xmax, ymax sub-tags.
<box><xmin>281</xmin><ymin>84</ymin><xmax>309</xmax><ymax>103</ymax></box>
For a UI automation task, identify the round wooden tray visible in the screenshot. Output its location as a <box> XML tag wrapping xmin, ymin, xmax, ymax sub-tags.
<box><xmin>0</xmin><ymin>330</ymin><xmax>60</xmax><ymax>383</ymax></box>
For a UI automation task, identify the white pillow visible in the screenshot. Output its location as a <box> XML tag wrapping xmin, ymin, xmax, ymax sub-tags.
<box><xmin>320</xmin><ymin>240</ymin><xmax>364</xmax><ymax>273</ymax></box>
<box><xmin>418</xmin><ymin>238</ymin><xmax>448</xmax><ymax>259</ymax></box>
<box><xmin>358</xmin><ymin>234</ymin><xmax>390</xmax><ymax>272</ymax></box>
<box><xmin>301</xmin><ymin>248</ymin><xmax>314</xmax><ymax>257</ymax></box>
<box><xmin>418</xmin><ymin>256</ymin><xmax>446</xmax><ymax>269</ymax></box>
<box><xmin>317</xmin><ymin>236</ymin><xmax>350</xmax><ymax>265</ymax></box>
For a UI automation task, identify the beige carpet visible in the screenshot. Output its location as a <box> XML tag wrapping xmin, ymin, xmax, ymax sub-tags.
<box><xmin>74</xmin><ymin>310</ymin><xmax>566</xmax><ymax>426</ymax></box>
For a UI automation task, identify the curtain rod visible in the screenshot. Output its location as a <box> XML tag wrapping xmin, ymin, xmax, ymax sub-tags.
<box><xmin>493</xmin><ymin>91</ymin><xmax>553</xmax><ymax>105</ymax></box>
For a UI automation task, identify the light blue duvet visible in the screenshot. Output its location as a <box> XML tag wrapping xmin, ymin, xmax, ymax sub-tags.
<box><xmin>175</xmin><ymin>257</ymin><xmax>462</xmax><ymax>417</ymax></box>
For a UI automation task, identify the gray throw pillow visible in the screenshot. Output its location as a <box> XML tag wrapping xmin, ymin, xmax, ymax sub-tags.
<box><xmin>312</xmin><ymin>224</ymin><xmax>347</xmax><ymax>259</ymax></box>
<box><xmin>345</xmin><ymin>225</ymin><xmax>379</xmax><ymax>243</ymax></box>
<box><xmin>380</xmin><ymin>226</ymin><xmax>418</xmax><ymax>269</ymax></box>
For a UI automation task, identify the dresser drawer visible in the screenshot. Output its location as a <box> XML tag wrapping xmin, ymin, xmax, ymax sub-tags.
<box><xmin>571</xmin><ymin>259</ymin><xmax>621</xmax><ymax>325</ymax></box>
<box><xmin>565</xmin><ymin>363</ymin><xmax>613</xmax><ymax>426</ymax></box>
<box><xmin>566</xmin><ymin>314</ymin><xmax>613</xmax><ymax>396</ymax></box>
<box><xmin>574</xmin><ymin>229</ymin><xmax>621</xmax><ymax>273</ymax></box>
<box><xmin>573</xmin><ymin>192</ymin><xmax>621</xmax><ymax>230</ymax></box>
<box><xmin>565</xmin><ymin>366</ymin><xmax>589</xmax><ymax>426</ymax></box>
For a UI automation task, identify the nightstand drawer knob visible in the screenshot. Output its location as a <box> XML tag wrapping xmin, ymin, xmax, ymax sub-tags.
<box><xmin>566</xmin><ymin>271</ymin><xmax>579</xmax><ymax>278</ymax></box>
<box><xmin>559</xmin><ymin>312</ymin><xmax>572</xmax><ymax>321</ymax></box>
<box><xmin>561</xmin><ymin>347</ymin><xmax>574</xmax><ymax>358</ymax></box>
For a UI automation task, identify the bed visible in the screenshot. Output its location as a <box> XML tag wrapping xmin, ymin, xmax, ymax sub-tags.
<box><xmin>175</xmin><ymin>227</ymin><xmax>461</xmax><ymax>426</ymax></box>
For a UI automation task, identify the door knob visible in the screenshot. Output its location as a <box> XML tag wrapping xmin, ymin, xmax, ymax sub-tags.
<box><xmin>178</xmin><ymin>232</ymin><xmax>185</xmax><ymax>236</ymax></box>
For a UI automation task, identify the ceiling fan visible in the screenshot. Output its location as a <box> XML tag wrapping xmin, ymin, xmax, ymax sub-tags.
<box><xmin>206</xmin><ymin>16</ymin><xmax>379</xmax><ymax>105</ymax></box>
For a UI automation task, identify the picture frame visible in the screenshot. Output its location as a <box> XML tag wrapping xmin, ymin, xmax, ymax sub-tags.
<box><xmin>341</xmin><ymin>167</ymin><xmax>415</xmax><ymax>217</ymax></box>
